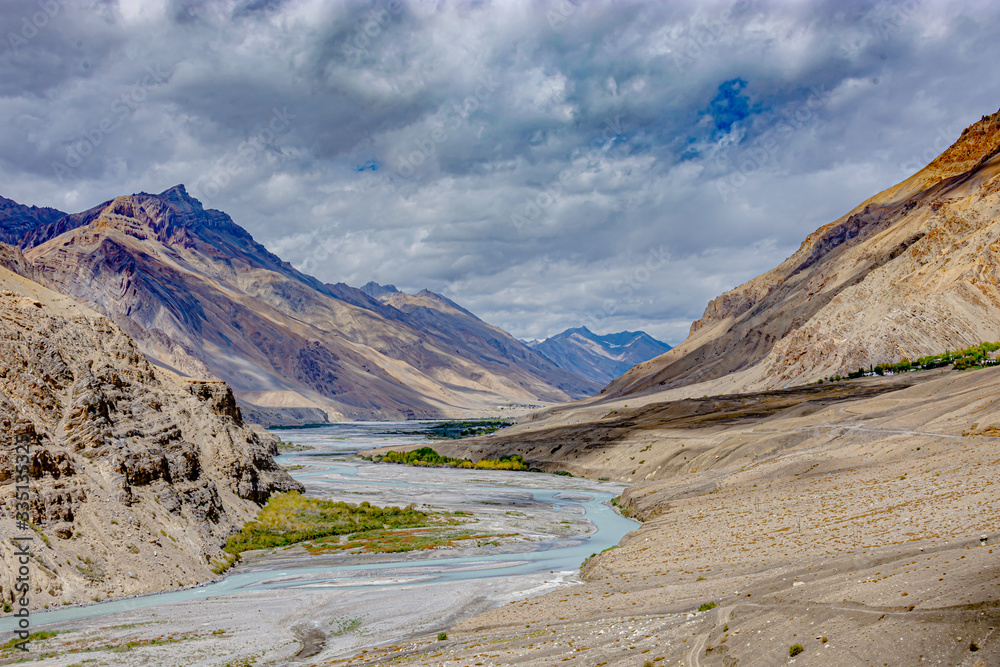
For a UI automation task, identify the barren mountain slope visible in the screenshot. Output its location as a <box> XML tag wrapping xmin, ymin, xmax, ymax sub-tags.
<box><xmin>606</xmin><ymin>109</ymin><xmax>1000</xmax><ymax>399</ymax></box>
<box><xmin>371</xmin><ymin>286</ymin><xmax>600</xmax><ymax>397</ymax></box>
<box><xmin>13</xmin><ymin>186</ymin><xmax>596</xmax><ymax>421</ymax></box>
<box><xmin>0</xmin><ymin>264</ymin><xmax>301</xmax><ymax>609</ymax></box>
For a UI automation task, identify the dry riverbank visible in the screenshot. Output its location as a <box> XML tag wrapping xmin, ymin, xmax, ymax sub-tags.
<box><xmin>345</xmin><ymin>368</ymin><xmax>1000</xmax><ymax>666</ymax></box>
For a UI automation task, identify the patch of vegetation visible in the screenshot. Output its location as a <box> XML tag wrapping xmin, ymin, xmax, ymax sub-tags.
<box><xmin>582</xmin><ymin>545</ymin><xmax>618</xmax><ymax>569</ymax></box>
<box><xmin>275</xmin><ymin>440</ymin><xmax>313</xmax><ymax>452</ymax></box>
<box><xmin>8</xmin><ymin>631</ymin><xmax>204</xmax><ymax>659</ymax></box>
<box><xmin>330</xmin><ymin>616</ymin><xmax>363</xmax><ymax>636</ymax></box>
<box><xmin>303</xmin><ymin>527</ymin><xmax>516</xmax><ymax>555</ymax></box>
<box><xmin>437</xmin><ymin>632</ymin><xmax>448</xmax><ymax>641</ymax></box>
<box><xmin>839</xmin><ymin>341</ymin><xmax>1000</xmax><ymax>380</ymax></box>
<box><xmin>1</xmin><ymin>631</ymin><xmax>59</xmax><ymax>652</ymax></box>
<box><xmin>223</xmin><ymin>657</ymin><xmax>260</xmax><ymax>667</ymax></box>
<box><xmin>375</xmin><ymin>447</ymin><xmax>528</xmax><ymax>471</ymax></box>
<box><xmin>211</xmin><ymin>553</ymin><xmax>239</xmax><ymax>575</ymax></box>
<box><xmin>697</xmin><ymin>602</ymin><xmax>717</xmax><ymax>612</ymax></box>
<box><xmin>789</xmin><ymin>643</ymin><xmax>804</xmax><ymax>657</ymax></box>
<box><xmin>424</xmin><ymin>419</ymin><xmax>513</xmax><ymax>440</ymax></box>
<box><xmin>75</xmin><ymin>556</ymin><xmax>104</xmax><ymax>582</ymax></box>
<box><xmin>223</xmin><ymin>492</ymin><xmax>431</xmax><ymax>557</ymax></box>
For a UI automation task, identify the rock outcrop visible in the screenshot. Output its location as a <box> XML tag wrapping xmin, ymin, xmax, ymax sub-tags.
<box><xmin>0</xmin><ymin>263</ymin><xmax>301</xmax><ymax>609</ymax></box>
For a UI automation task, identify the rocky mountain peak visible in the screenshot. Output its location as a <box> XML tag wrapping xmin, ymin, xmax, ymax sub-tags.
<box><xmin>360</xmin><ymin>281</ymin><xmax>401</xmax><ymax>299</ymax></box>
<box><xmin>157</xmin><ymin>184</ymin><xmax>204</xmax><ymax>213</ymax></box>
<box><xmin>19</xmin><ymin>185</ymin><xmax>251</xmax><ymax>253</ymax></box>
<box><xmin>924</xmin><ymin>107</ymin><xmax>1000</xmax><ymax>179</ymax></box>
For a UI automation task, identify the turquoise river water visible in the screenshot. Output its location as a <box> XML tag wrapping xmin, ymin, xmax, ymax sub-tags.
<box><xmin>1</xmin><ymin>421</ymin><xmax>638</xmax><ymax>632</ymax></box>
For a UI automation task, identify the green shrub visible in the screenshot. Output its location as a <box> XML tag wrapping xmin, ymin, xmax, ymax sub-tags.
<box><xmin>789</xmin><ymin>644</ymin><xmax>804</xmax><ymax>656</ymax></box>
<box><xmin>2</xmin><ymin>631</ymin><xmax>59</xmax><ymax>651</ymax></box>
<box><xmin>378</xmin><ymin>448</ymin><xmax>528</xmax><ymax>471</ymax></box>
<box><xmin>437</xmin><ymin>632</ymin><xmax>447</xmax><ymax>641</ymax></box>
<box><xmin>425</xmin><ymin>419</ymin><xmax>513</xmax><ymax>439</ymax></box>
<box><xmin>211</xmin><ymin>553</ymin><xmax>240</xmax><ymax>574</ymax></box>
<box><xmin>697</xmin><ymin>602</ymin><xmax>717</xmax><ymax>612</ymax></box>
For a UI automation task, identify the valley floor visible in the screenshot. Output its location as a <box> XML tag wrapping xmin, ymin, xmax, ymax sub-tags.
<box><xmin>0</xmin><ymin>455</ymin><xmax>630</xmax><ymax>666</ymax></box>
<box><xmin>352</xmin><ymin>368</ymin><xmax>1000</xmax><ymax>666</ymax></box>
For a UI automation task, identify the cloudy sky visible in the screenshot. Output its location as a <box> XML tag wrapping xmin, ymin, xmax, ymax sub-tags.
<box><xmin>2</xmin><ymin>0</ymin><xmax>999</xmax><ymax>343</ymax></box>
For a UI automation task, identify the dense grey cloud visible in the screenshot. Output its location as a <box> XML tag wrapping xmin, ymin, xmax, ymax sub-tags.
<box><xmin>1</xmin><ymin>0</ymin><xmax>999</xmax><ymax>343</ymax></box>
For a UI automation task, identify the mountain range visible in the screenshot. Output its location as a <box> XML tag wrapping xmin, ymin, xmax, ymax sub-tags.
<box><xmin>0</xmin><ymin>186</ymin><xmax>600</xmax><ymax>424</ymax></box>
<box><xmin>526</xmin><ymin>326</ymin><xmax>671</xmax><ymax>384</ymax></box>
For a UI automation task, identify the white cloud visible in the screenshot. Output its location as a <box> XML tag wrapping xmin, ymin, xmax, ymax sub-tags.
<box><xmin>1</xmin><ymin>0</ymin><xmax>999</xmax><ymax>345</ymax></box>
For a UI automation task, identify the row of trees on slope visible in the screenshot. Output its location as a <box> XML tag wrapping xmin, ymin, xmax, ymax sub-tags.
<box><xmin>810</xmin><ymin>342</ymin><xmax>1000</xmax><ymax>384</ymax></box>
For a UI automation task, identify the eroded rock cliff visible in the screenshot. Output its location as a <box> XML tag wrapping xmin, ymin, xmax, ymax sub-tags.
<box><xmin>0</xmin><ymin>263</ymin><xmax>300</xmax><ymax>609</ymax></box>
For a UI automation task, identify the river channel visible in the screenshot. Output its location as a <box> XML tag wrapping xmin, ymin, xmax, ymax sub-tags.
<box><xmin>4</xmin><ymin>422</ymin><xmax>638</xmax><ymax>665</ymax></box>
